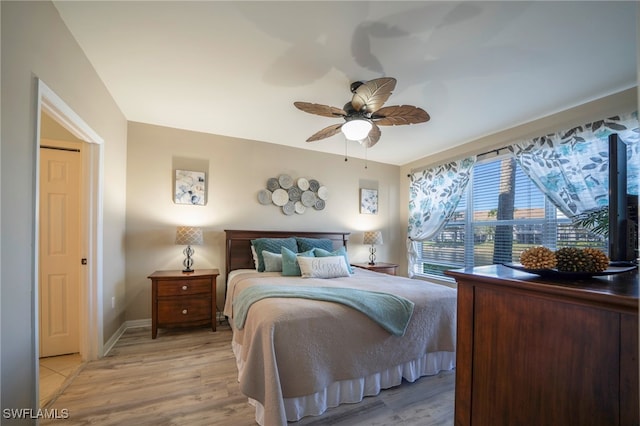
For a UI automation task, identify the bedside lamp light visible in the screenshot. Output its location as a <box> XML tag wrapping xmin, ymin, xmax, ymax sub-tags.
<box><xmin>363</xmin><ymin>230</ymin><xmax>383</xmax><ymax>265</ymax></box>
<box><xmin>175</xmin><ymin>226</ymin><xmax>203</xmax><ymax>273</ymax></box>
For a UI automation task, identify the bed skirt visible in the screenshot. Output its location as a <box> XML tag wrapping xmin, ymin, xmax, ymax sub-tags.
<box><xmin>232</xmin><ymin>340</ymin><xmax>455</xmax><ymax>425</ymax></box>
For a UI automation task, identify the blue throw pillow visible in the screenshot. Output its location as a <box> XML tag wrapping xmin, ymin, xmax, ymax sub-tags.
<box><xmin>282</xmin><ymin>247</ymin><xmax>315</xmax><ymax>276</ymax></box>
<box><xmin>262</xmin><ymin>251</ymin><xmax>283</xmax><ymax>272</ymax></box>
<box><xmin>251</xmin><ymin>237</ymin><xmax>297</xmax><ymax>272</ymax></box>
<box><xmin>295</xmin><ymin>237</ymin><xmax>334</xmax><ymax>253</ymax></box>
<box><xmin>314</xmin><ymin>246</ymin><xmax>354</xmax><ymax>273</ymax></box>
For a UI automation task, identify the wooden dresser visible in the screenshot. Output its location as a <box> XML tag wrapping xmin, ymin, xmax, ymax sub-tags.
<box><xmin>445</xmin><ymin>265</ymin><xmax>638</xmax><ymax>426</ymax></box>
<box><xmin>148</xmin><ymin>269</ymin><xmax>219</xmax><ymax>339</ymax></box>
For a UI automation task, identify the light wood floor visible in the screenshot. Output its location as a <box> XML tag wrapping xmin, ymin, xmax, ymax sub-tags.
<box><xmin>42</xmin><ymin>325</ymin><xmax>454</xmax><ymax>425</ymax></box>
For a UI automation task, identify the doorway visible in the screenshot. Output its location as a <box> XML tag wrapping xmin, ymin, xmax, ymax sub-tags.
<box><xmin>35</xmin><ymin>79</ymin><xmax>104</xmax><ymax>406</ymax></box>
<box><xmin>38</xmin><ymin>138</ymin><xmax>83</xmax><ymax>407</ymax></box>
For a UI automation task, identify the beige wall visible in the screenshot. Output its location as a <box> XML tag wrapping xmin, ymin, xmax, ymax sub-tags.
<box><xmin>1</xmin><ymin>0</ymin><xmax>127</xmax><ymax>413</ymax></box>
<box><xmin>41</xmin><ymin>111</ymin><xmax>84</xmax><ymax>142</ymax></box>
<box><xmin>125</xmin><ymin>122</ymin><xmax>402</xmax><ymax>320</ymax></box>
<box><xmin>398</xmin><ymin>88</ymin><xmax>637</xmax><ymax>277</ymax></box>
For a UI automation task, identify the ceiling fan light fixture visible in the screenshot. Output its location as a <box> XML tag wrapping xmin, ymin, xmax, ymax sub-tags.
<box><xmin>342</xmin><ymin>118</ymin><xmax>372</xmax><ymax>141</ymax></box>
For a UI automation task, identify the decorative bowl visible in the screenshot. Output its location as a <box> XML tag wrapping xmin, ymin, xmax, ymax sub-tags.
<box><xmin>502</xmin><ymin>262</ymin><xmax>637</xmax><ymax>279</ymax></box>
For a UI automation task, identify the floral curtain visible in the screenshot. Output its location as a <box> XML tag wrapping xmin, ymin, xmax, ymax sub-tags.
<box><xmin>509</xmin><ymin>112</ymin><xmax>639</xmax><ymax>218</ymax></box>
<box><xmin>407</xmin><ymin>156</ymin><xmax>476</xmax><ymax>276</ymax></box>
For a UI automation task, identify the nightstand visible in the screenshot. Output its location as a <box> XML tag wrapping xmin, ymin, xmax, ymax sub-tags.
<box><xmin>148</xmin><ymin>269</ymin><xmax>219</xmax><ymax>339</ymax></box>
<box><xmin>351</xmin><ymin>262</ymin><xmax>399</xmax><ymax>276</ymax></box>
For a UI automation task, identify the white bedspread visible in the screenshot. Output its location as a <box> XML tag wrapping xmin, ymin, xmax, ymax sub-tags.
<box><xmin>223</xmin><ymin>268</ymin><xmax>457</xmax><ymax>425</ymax></box>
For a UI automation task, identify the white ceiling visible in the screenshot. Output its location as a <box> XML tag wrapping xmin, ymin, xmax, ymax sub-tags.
<box><xmin>53</xmin><ymin>1</ymin><xmax>638</xmax><ymax>166</ymax></box>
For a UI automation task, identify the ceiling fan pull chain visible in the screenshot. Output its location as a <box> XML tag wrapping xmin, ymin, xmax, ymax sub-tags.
<box><xmin>365</xmin><ymin>144</ymin><xmax>368</xmax><ymax>169</ymax></box>
<box><xmin>344</xmin><ymin>137</ymin><xmax>349</xmax><ymax>162</ymax></box>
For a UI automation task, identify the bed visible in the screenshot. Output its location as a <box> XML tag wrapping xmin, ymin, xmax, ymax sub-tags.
<box><xmin>223</xmin><ymin>230</ymin><xmax>457</xmax><ymax>425</ymax></box>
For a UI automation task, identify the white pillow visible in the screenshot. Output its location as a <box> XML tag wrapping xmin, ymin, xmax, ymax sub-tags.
<box><xmin>297</xmin><ymin>256</ymin><xmax>350</xmax><ymax>279</ymax></box>
<box><xmin>250</xmin><ymin>245</ymin><xmax>258</xmax><ymax>270</ymax></box>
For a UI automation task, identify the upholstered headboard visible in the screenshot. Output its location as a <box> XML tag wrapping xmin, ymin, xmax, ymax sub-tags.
<box><xmin>224</xmin><ymin>229</ymin><xmax>350</xmax><ymax>278</ymax></box>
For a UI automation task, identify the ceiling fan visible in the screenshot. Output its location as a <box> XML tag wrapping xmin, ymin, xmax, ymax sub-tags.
<box><xmin>294</xmin><ymin>77</ymin><xmax>430</xmax><ymax>148</ymax></box>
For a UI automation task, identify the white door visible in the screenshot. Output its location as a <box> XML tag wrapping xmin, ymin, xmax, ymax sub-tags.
<box><xmin>39</xmin><ymin>143</ymin><xmax>81</xmax><ymax>357</ymax></box>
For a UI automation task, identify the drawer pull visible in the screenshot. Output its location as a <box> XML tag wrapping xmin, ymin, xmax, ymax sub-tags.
<box><xmin>182</xmin><ymin>309</ymin><xmax>188</xmax><ymax>315</ymax></box>
<box><xmin>182</xmin><ymin>285</ymin><xmax>188</xmax><ymax>291</ymax></box>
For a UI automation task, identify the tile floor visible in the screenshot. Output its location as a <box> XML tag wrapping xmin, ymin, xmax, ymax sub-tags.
<box><xmin>39</xmin><ymin>353</ymin><xmax>83</xmax><ymax>408</ymax></box>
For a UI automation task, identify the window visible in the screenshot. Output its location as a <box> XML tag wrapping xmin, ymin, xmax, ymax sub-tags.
<box><xmin>415</xmin><ymin>154</ymin><xmax>607</xmax><ymax>279</ymax></box>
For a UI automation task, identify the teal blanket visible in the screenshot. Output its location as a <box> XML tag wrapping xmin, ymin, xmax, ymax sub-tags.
<box><xmin>233</xmin><ymin>285</ymin><xmax>415</xmax><ymax>336</ymax></box>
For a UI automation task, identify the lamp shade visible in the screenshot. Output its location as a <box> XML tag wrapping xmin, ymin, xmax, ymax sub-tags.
<box><xmin>175</xmin><ymin>226</ymin><xmax>203</xmax><ymax>246</ymax></box>
<box><xmin>363</xmin><ymin>231</ymin><xmax>383</xmax><ymax>245</ymax></box>
<box><xmin>342</xmin><ymin>118</ymin><xmax>372</xmax><ymax>140</ymax></box>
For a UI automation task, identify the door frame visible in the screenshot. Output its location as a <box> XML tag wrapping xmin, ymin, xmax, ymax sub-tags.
<box><xmin>34</xmin><ymin>79</ymin><xmax>104</xmax><ymax>371</ymax></box>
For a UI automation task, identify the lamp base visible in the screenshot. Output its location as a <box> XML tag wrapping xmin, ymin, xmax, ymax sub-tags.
<box><xmin>182</xmin><ymin>268</ymin><xmax>194</xmax><ymax>273</ymax></box>
<box><xmin>182</xmin><ymin>245</ymin><xmax>195</xmax><ymax>273</ymax></box>
<box><xmin>368</xmin><ymin>246</ymin><xmax>377</xmax><ymax>265</ymax></box>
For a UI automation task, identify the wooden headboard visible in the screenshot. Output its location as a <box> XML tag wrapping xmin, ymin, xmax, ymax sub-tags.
<box><xmin>224</xmin><ymin>229</ymin><xmax>350</xmax><ymax>278</ymax></box>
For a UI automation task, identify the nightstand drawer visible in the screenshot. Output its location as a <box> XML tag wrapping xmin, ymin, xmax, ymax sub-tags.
<box><xmin>157</xmin><ymin>297</ymin><xmax>211</xmax><ymax>324</ymax></box>
<box><xmin>157</xmin><ymin>278</ymin><xmax>211</xmax><ymax>297</ymax></box>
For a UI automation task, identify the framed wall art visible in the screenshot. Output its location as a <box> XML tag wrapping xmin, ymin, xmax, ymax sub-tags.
<box><xmin>174</xmin><ymin>169</ymin><xmax>206</xmax><ymax>205</ymax></box>
<box><xmin>360</xmin><ymin>188</ymin><xmax>378</xmax><ymax>214</ymax></box>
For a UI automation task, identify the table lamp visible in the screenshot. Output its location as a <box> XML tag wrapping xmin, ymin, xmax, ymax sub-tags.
<box><xmin>175</xmin><ymin>226</ymin><xmax>203</xmax><ymax>272</ymax></box>
<box><xmin>363</xmin><ymin>230</ymin><xmax>383</xmax><ymax>265</ymax></box>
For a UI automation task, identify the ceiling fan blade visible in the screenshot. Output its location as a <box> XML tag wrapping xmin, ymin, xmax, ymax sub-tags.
<box><xmin>294</xmin><ymin>102</ymin><xmax>346</xmax><ymax>118</ymax></box>
<box><xmin>372</xmin><ymin>105</ymin><xmax>430</xmax><ymax>126</ymax></box>
<box><xmin>351</xmin><ymin>77</ymin><xmax>396</xmax><ymax>114</ymax></box>
<box><xmin>306</xmin><ymin>123</ymin><xmax>344</xmax><ymax>142</ymax></box>
<box><xmin>359</xmin><ymin>123</ymin><xmax>381</xmax><ymax>148</ymax></box>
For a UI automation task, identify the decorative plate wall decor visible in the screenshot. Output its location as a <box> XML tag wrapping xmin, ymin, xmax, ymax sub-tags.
<box><xmin>258</xmin><ymin>174</ymin><xmax>328</xmax><ymax>215</ymax></box>
<box><xmin>257</xmin><ymin>189</ymin><xmax>272</xmax><ymax>205</ymax></box>
<box><xmin>272</xmin><ymin>188</ymin><xmax>289</xmax><ymax>206</ymax></box>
